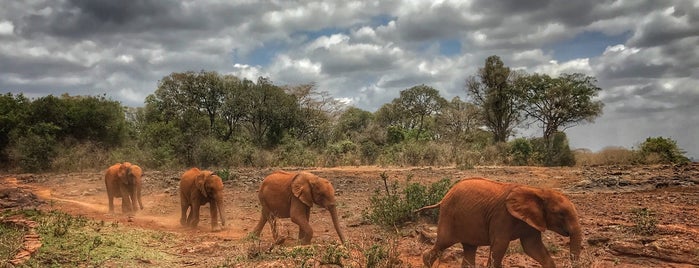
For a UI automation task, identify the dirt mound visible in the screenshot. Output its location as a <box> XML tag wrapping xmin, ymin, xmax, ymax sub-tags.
<box><xmin>570</xmin><ymin>163</ymin><xmax>699</xmax><ymax>192</ymax></box>
<box><xmin>0</xmin><ymin>178</ymin><xmax>45</xmax><ymax>209</ymax></box>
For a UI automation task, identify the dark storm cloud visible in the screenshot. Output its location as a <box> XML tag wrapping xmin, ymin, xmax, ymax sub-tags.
<box><xmin>0</xmin><ymin>53</ymin><xmax>88</xmax><ymax>78</ymax></box>
<box><xmin>16</xmin><ymin>0</ymin><xmax>265</xmax><ymax>40</ymax></box>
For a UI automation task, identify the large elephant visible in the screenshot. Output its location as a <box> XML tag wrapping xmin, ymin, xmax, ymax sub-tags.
<box><xmin>104</xmin><ymin>162</ymin><xmax>143</xmax><ymax>214</ymax></box>
<box><xmin>179</xmin><ymin>167</ymin><xmax>226</xmax><ymax>231</ymax></box>
<box><xmin>251</xmin><ymin>170</ymin><xmax>346</xmax><ymax>245</ymax></box>
<box><xmin>416</xmin><ymin>177</ymin><xmax>581</xmax><ymax>268</ymax></box>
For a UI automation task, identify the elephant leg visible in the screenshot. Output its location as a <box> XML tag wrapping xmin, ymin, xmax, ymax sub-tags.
<box><xmin>119</xmin><ymin>186</ymin><xmax>132</xmax><ymax>213</ymax></box>
<box><xmin>251</xmin><ymin>207</ymin><xmax>270</xmax><ymax>237</ymax></box>
<box><xmin>460</xmin><ymin>243</ymin><xmax>477</xmax><ymax>268</ymax></box>
<box><xmin>291</xmin><ymin>208</ymin><xmax>313</xmax><ymax>245</ymax></box>
<box><xmin>189</xmin><ymin>202</ymin><xmax>201</xmax><ymax>227</ymax></box>
<box><xmin>423</xmin><ymin>238</ymin><xmax>455</xmax><ymax>267</ymax></box>
<box><xmin>180</xmin><ymin>201</ymin><xmax>189</xmax><ymax>226</ymax></box>
<box><xmin>297</xmin><ymin>207</ymin><xmax>311</xmax><ymax>242</ymax></box>
<box><xmin>137</xmin><ymin>187</ymin><xmax>144</xmax><ymax>210</ymax></box>
<box><xmin>488</xmin><ymin>238</ymin><xmax>510</xmax><ymax>268</ymax></box>
<box><xmin>107</xmin><ymin>192</ymin><xmax>115</xmax><ymax>213</ymax></box>
<box><xmin>521</xmin><ymin>233</ymin><xmax>555</xmax><ymax>268</ymax></box>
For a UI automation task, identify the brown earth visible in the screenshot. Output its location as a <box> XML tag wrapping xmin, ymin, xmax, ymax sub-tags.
<box><xmin>1</xmin><ymin>164</ymin><xmax>699</xmax><ymax>267</ymax></box>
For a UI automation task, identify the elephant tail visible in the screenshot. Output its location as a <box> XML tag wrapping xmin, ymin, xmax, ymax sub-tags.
<box><xmin>414</xmin><ymin>203</ymin><xmax>440</xmax><ymax>214</ymax></box>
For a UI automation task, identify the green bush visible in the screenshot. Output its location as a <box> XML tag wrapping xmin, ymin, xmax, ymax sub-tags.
<box><xmin>276</xmin><ymin>135</ymin><xmax>318</xmax><ymax>167</ymax></box>
<box><xmin>367</xmin><ymin>173</ymin><xmax>452</xmax><ymax>227</ymax></box>
<box><xmin>508</xmin><ymin>138</ymin><xmax>532</xmax><ymax>166</ymax></box>
<box><xmin>11</xmin><ymin>123</ymin><xmax>60</xmax><ymax>172</ymax></box>
<box><xmin>638</xmin><ymin>136</ymin><xmax>689</xmax><ymax>164</ymax></box>
<box><xmin>193</xmin><ymin>136</ymin><xmax>234</xmax><ymax>168</ymax></box>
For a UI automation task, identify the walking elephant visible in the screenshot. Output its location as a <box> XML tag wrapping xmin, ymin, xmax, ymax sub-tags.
<box><xmin>416</xmin><ymin>177</ymin><xmax>582</xmax><ymax>268</ymax></box>
<box><xmin>104</xmin><ymin>162</ymin><xmax>144</xmax><ymax>214</ymax></box>
<box><xmin>179</xmin><ymin>167</ymin><xmax>226</xmax><ymax>231</ymax></box>
<box><xmin>250</xmin><ymin>170</ymin><xmax>346</xmax><ymax>245</ymax></box>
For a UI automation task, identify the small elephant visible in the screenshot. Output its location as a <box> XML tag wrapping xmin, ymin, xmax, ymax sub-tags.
<box><xmin>104</xmin><ymin>162</ymin><xmax>143</xmax><ymax>214</ymax></box>
<box><xmin>251</xmin><ymin>170</ymin><xmax>346</xmax><ymax>245</ymax></box>
<box><xmin>179</xmin><ymin>167</ymin><xmax>226</xmax><ymax>231</ymax></box>
<box><xmin>416</xmin><ymin>177</ymin><xmax>582</xmax><ymax>268</ymax></box>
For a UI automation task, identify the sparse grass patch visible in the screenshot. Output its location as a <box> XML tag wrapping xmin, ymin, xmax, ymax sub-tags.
<box><xmin>2</xmin><ymin>209</ymin><xmax>179</xmax><ymax>267</ymax></box>
<box><xmin>630</xmin><ymin>207</ymin><xmax>657</xmax><ymax>236</ymax></box>
<box><xmin>0</xmin><ymin>221</ymin><xmax>26</xmax><ymax>264</ymax></box>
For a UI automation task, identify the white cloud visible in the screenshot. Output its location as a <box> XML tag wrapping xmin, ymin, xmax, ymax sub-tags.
<box><xmin>0</xmin><ymin>20</ymin><xmax>14</xmax><ymax>35</ymax></box>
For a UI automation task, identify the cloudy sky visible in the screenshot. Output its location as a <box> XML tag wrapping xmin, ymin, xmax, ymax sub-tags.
<box><xmin>1</xmin><ymin>0</ymin><xmax>698</xmax><ymax>159</ymax></box>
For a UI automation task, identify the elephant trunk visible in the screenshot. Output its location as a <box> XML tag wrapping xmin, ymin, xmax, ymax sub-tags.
<box><xmin>568</xmin><ymin>223</ymin><xmax>582</xmax><ymax>264</ymax></box>
<box><xmin>328</xmin><ymin>205</ymin><xmax>346</xmax><ymax>244</ymax></box>
<box><xmin>216</xmin><ymin>195</ymin><xmax>226</xmax><ymax>226</ymax></box>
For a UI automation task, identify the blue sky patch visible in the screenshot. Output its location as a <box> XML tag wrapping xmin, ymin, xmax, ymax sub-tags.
<box><xmin>548</xmin><ymin>31</ymin><xmax>630</xmax><ymax>61</ymax></box>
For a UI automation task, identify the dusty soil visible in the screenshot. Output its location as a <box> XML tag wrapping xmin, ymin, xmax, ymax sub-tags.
<box><xmin>2</xmin><ymin>164</ymin><xmax>699</xmax><ymax>267</ymax></box>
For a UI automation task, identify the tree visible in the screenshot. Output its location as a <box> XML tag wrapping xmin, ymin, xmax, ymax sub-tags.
<box><xmin>397</xmin><ymin>85</ymin><xmax>447</xmax><ymax>140</ymax></box>
<box><xmin>516</xmin><ymin>73</ymin><xmax>604</xmax><ymax>143</ymax></box>
<box><xmin>0</xmin><ymin>93</ymin><xmax>29</xmax><ymax>161</ymax></box>
<box><xmin>333</xmin><ymin>107</ymin><xmax>374</xmax><ymax>142</ymax></box>
<box><xmin>242</xmin><ymin>77</ymin><xmax>300</xmax><ymax>147</ymax></box>
<box><xmin>435</xmin><ymin>96</ymin><xmax>482</xmax><ymax>145</ymax></box>
<box><xmin>284</xmin><ymin>83</ymin><xmax>342</xmax><ymax>148</ymax></box>
<box><xmin>219</xmin><ymin>75</ymin><xmax>247</xmax><ymax>141</ymax></box>
<box><xmin>466</xmin><ymin>55</ymin><xmax>523</xmax><ymax>143</ymax></box>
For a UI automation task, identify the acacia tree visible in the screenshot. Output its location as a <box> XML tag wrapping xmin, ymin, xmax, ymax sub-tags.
<box><xmin>284</xmin><ymin>83</ymin><xmax>342</xmax><ymax>147</ymax></box>
<box><xmin>465</xmin><ymin>55</ymin><xmax>523</xmax><ymax>143</ymax></box>
<box><xmin>435</xmin><ymin>96</ymin><xmax>482</xmax><ymax>146</ymax></box>
<box><xmin>516</xmin><ymin>72</ymin><xmax>604</xmax><ymax>143</ymax></box>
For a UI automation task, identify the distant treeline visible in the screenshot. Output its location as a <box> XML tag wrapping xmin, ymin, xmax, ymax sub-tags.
<box><xmin>0</xmin><ymin>56</ymin><xmax>689</xmax><ymax>172</ymax></box>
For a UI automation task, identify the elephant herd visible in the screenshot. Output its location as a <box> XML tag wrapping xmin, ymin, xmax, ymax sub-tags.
<box><xmin>104</xmin><ymin>162</ymin><xmax>581</xmax><ymax>268</ymax></box>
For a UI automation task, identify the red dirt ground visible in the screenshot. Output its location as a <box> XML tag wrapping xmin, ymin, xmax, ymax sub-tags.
<box><xmin>2</xmin><ymin>164</ymin><xmax>698</xmax><ymax>267</ymax></box>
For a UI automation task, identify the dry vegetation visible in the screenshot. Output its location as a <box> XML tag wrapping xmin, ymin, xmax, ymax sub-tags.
<box><xmin>1</xmin><ymin>163</ymin><xmax>698</xmax><ymax>267</ymax></box>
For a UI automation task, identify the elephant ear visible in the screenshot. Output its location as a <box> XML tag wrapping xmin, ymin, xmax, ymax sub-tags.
<box><xmin>292</xmin><ymin>173</ymin><xmax>314</xmax><ymax>207</ymax></box>
<box><xmin>196</xmin><ymin>172</ymin><xmax>209</xmax><ymax>198</ymax></box>
<box><xmin>506</xmin><ymin>186</ymin><xmax>547</xmax><ymax>232</ymax></box>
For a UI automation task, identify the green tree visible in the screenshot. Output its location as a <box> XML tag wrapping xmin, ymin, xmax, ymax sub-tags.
<box><xmin>242</xmin><ymin>77</ymin><xmax>300</xmax><ymax>147</ymax></box>
<box><xmin>0</xmin><ymin>93</ymin><xmax>29</xmax><ymax>162</ymax></box>
<box><xmin>516</xmin><ymin>73</ymin><xmax>604</xmax><ymax>143</ymax></box>
<box><xmin>219</xmin><ymin>75</ymin><xmax>248</xmax><ymax>141</ymax></box>
<box><xmin>333</xmin><ymin>107</ymin><xmax>374</xmax><ymax>142</ymax></box>
<box><xmin>638</xmin><ymin>136</ymin><xmax>689</xmax><ymax>164</ymax></box>
<box><xmin>466</xmin><ymin>55</ymin><xmax>523</xmax><ymax>143</ymax></box>
<box><xmin>397</xmin><ymin>85</ymin><xmax>446</xmax><ymax>140</ymax></box>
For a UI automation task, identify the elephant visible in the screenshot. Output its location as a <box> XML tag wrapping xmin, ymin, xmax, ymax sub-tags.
<box><xmin>104</xmin><ymin>162</ymin><xmax>143</xmax><ymax>214</ymax></box>
<box><xmin>250</xmin><ymin>170</ymin><xmax>346</xmax><ymax>245</ymax></box>
<box><xmin>416</xmin><ymin>177</ymin><xmax>582</xmax><ymax>268</ymax></box>
<box><xmin>179</xmin><ymin>167</ymin><xmax>226</xmax><ymax>231</ymax></box>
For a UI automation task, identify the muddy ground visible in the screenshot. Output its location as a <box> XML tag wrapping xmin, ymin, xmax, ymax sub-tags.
<box><xmin>1</xmin><ymin>164</ymin><xmax>699</xmax><ymax>267</ymax></box>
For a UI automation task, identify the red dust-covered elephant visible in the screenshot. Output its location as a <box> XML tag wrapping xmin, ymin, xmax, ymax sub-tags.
<box><xmin>251</xmin><ymin>170</ymin><xmax>345</xmax><ymax>244</ymax></box>
<box><xmin>416</xmin><ymin>178</ymin><xmax>582</xmax><ymax>268</ymax></box>
<box><xmin>104</xmin><ymin>162</ymin><xmax>143</xmax><ymax>214</ymax></box>
<box><xmin>179</xmin><ymin>167</ymin><xmax>226</xmax><ymax>231</ymax></box>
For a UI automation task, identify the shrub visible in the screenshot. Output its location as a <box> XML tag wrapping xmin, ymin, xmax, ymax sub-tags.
<box><xmin>508</xmin><ymin>138</ymin><xmax>532</xmax><ymax>166</ymax></box>
<box><xmin>193</xmin><ymin>136</ymin><xmax>234</xmax><ymax>168</ymax></box>
<box><xmin>277</xmin><ymin>135</ymin><xmax>318</xmax><ymax>167</ymax></box>
<box><xmin>638</xmin><ymin>136</ymin><xmax>689</xmax><ymax>165</ymax></box>
<box><xmin>11</xmin><ymin>123</ymin><xmax>59</xmax><ymax>172</ymax></box>
<box><xmin>367</xmin><ymin>173</ymin><xmax>452</xmax><ymax>227</ymax></box>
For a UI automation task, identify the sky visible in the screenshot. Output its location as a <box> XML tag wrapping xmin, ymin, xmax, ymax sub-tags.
<box><xmin>1</xmin><ymin>0</ymin><xmax>698</xmax><ymax>159</ymax></box>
